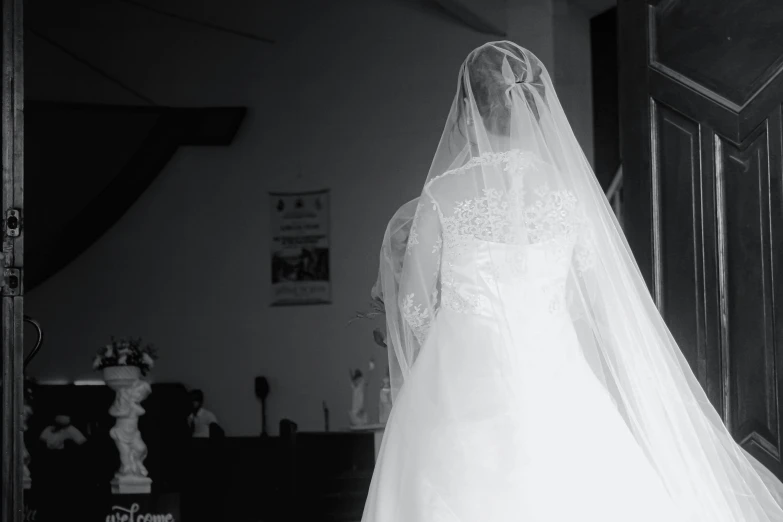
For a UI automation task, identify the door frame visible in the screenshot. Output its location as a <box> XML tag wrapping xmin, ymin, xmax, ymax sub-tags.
<box><xmin>2</xmin><ymin>0</ymin><xmax>25</xmax><ymax>520</ymax></box>
<box><xmin>617</xmin><ymin>0</ymin><xmax>655</xmax><ymax>295</ymax></box>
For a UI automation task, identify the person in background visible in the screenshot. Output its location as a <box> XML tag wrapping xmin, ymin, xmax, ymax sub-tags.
<box><xmin>39</xmin><ymin>413</ymin><xmax>87</xmax><ymax>450</ymax></box>
<box><xmin>187</xmin><ymin>389</ymin><xmax>220</xmax><ymax>438</ymax></box>
<box><xmin>36</xmin><ymin>408</ymin><xmax>90</xmax><ymax>518</ymax></box>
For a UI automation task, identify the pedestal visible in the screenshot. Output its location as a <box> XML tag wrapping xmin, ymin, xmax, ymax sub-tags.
<box><xmin>111</xmin><ymin>475</ymin><xmax>153</xmax><ymax>495</ymax></box>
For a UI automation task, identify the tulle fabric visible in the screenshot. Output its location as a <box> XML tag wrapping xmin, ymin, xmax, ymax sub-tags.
<box><xmin>367</xmin><ymin>41</ymin><xmax>783</xmax><ymax>520</ymax></box>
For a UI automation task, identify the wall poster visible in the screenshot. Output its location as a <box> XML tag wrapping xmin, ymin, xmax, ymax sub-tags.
<box><xmin>270</xmin><ymin>189</ymin><xmax>331</xmax><ymax>305</ymax></box>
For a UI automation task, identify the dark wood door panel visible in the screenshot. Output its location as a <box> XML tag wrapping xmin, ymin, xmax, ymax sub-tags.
<box><xmin>652</xmin><ymin>101</ymin><xmax>723</xmax><ymax>410</ymax></box>
<box><xmin>652</xmin><ymin>104</ymin><xmax>703</xmax><ymax>373</ymax></box>
<box><xmin>619</xmin><ymin>0</ymin><xmax>783</xmax><ymax>476</ymax></box>
<box><xmin>768</xmin><ymin>105</ymin><xmax>783</xmax><ymax>470</ymax></box>
<box><xmin>718</xmin><ymin>125</ymin><xmax>780</xmax><ymax>459</ymax></box>
<box><xmin>645</xmin><ymin>1</ymin><xmax>783</xmax><ymax>143</ymax></box>
<box><xmin>649</xmin><ymin>0</ymin><xmax>783</xmax><ymax>108</ymax></box>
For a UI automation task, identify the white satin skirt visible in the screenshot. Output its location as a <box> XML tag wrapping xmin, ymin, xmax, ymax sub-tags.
<box><xmin>361</xmin><ymin>307</ymin><xmax>683</xmax><ymax>522</ymax></box>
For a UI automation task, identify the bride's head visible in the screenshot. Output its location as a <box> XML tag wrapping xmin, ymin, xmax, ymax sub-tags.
<box><xmin>454</xmin><ymin>42</ymin><xmax>541</xmax><ymax>142</ymax></box>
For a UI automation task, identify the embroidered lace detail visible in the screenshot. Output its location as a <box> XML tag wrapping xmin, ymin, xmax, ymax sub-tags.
<box><xmin>406</xmin><ymin>201</ymin><xmax>424</xmax><ymax>256</ymax></box>
<box><xmin>505</xmin><ymin>247</ymin><xmax>529</xmax><ymax>277</ymax></box>
<box><xmin>441</xmin><ymin>188</ymin><xmax>526</xmax><ymax>247</ymax></box>
<box><xmin>523</xmin><ymin>184</ymin><xmax>584</xmax><ymax>243</ymax></box>
<box><xmin>406</xmin><ymin>228</ymin><xmax>419</xmax><ymax>254</ymax></box>
<box><xmin>432</xmin><ymin>236</ymin><xmax>443</xmax><ymax>255</ymax></box>
<box><xmin>431</xmin><ymin>153</ymin><xmax>596</xmax><ymax>317</ymax></box>
<box><xmin>441</xmin><ymin>271</ymin><xmax>486</xmax><ymax>315</ymax></box>
<box><xmin>406</xmin><ymin>199</ymin><xmax>443</xmax><ymax>257</ymax></box>
<box><xmin>574</xmin><ymin>225</ymin><xmax>596</xmax><ymax>274</ymax></box>
<box><xmin>440</xmin><ymin>182</ymin><xmax>592</xmax><ymax>269</ymax></box>
<box><xmin>401</xmin><ymin>150</ymin><xmax>598</xmax><ymax>334</ymax></box>
<box><xmin>401</xmin><ymin>293</ymin><xmax>432</xmax><ymax>343</ymax></box>
<box><xmin>425</xmin><ymin>150</ymin><xmax>595</xmax><ymax>271</ymax></box>
<box><xmin>427</xmin><ymin>149</ymin><xmax>538</xmax><ymax>186</ymax></box>
<box><xmin>541</xmin><ymin>281</ymin><xmax>567</xmax><ymax>314</ymax></box>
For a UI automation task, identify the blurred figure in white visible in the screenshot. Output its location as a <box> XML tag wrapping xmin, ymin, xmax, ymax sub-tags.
<box><xmin>188</xmin><ymin>389</ymin><xmax>219</xmax><ymax>438</ymax></box>
<box><xmin>40</xmin><ymin>413</ymin><xmax>87</xmax><ymax>450</ymax></box>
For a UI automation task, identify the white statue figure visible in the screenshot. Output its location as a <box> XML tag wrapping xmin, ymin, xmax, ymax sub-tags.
<box><xmin>379</xmin><ymin>373</ymin><xmax>392</xmax><ymax>425</ymax></box>
<box><xmin>108</xmin><ymin>378</ymin><xmax>152</xmax><ymax>493</ymax></box>
<box><xmin>22</xmin><ymin>401</ymin><xmax>32</xmax><ymax>489</ymax></box>
<box><xmin>349</xmin><ymin>369</ymin><xmax>369</xmax><ymax>427</ymax></box>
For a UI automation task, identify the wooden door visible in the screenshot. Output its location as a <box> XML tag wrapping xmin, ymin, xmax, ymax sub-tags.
<box><xmin>1</xmin><ymin>0</ymin><xmax>25</xmax><ymax>520</ymax></box>
<box><xmin>618</xmin><ymin>0</ymin><xmax>783</xmax><ymax>476</ymax></box>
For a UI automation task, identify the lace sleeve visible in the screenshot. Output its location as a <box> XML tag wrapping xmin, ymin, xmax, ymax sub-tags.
<box><xmin>399</xmin><ymin>190</ymin><xmax>442</xmax><ymax>345</ymax></box>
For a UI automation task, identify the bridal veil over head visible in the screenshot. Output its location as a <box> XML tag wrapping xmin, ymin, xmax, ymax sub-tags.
<box><xmin>375</xmin><ymin>41</ymin><xmax>783</xmax><ymax>520</ymax></box>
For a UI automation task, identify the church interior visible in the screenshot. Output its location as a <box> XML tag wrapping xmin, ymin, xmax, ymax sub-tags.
<box><xmin>4</xmin><ymin>0</ymin><xmax>783</xmax><ymax>520</ymax></box>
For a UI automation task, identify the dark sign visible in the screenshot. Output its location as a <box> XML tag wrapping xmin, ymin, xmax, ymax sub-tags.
<box><xmin>103</xmin><ymin>494</ymin><xmax>180</xmax><ymax>522</ymax></box>
<box><xmin>24</xmin><ymin>491</ymin><xmax>179</xmax><ymax>522</ymax></box>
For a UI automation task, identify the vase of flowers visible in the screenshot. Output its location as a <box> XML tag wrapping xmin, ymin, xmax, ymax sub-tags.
<box><xmin>351</xmin><ymin>281</ymin><xmax>388</xmax><ymax>349</ymax></box>
<box><xmin>351</xmin><ymin>284</ymin><xmax>393</xmax><ymax>424</ymax></box>
<box><xmin>93</xmin><ymin>336</ymin><xmax>157</xmax><ymax>378</ymax></box>
<box><xmin>93</xmin><ymin>337</ymin><xmax>157</xmax><ymax>494</ymax></box>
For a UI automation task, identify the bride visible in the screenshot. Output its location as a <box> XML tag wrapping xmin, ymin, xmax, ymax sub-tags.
<box><xmin>362</xmin><ymin>41</ymin><xmax>783</xmax><ymax>521</ymax></box>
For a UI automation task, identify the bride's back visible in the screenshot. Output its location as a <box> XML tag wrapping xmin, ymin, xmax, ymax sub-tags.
<box><xmin>426</xmin><ymin>150</ymin><xmax>586</xmax><ymax>250</ymax></box>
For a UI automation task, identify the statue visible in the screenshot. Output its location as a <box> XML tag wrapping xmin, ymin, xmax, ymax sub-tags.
<box><xmin>379</xmin><ymin>373</ymin><xmax>392</xmax><ymax>425</ymax></box>
<box><xmin>107</xmin><ymin>377</ymin><xmax>152</xmax><ymax>494</ymax></box>
<box><xmin>22</xmin><ymin>401</ymin><xmax>32</xmax><ymax>489</ymax></box>
<box><xmin>22</xmin><ymin>377</ymin><xmax>35</xmax><ymax>490</ymax></box>
<box><xmin>349</xmin><ymin>368</ymin><xmax>369</xmax><ymax>427</ymax></box>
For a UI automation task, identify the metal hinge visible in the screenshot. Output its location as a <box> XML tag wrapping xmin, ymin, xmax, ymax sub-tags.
<box><xmin>2</xmin><ymin>268</ymin><xmax>21</xmax><ymax>296</ymax></box>
<box><xmin>5</xmin><ymin>208</ymin><xmax>21</xmax><ymax>237</ymax></box>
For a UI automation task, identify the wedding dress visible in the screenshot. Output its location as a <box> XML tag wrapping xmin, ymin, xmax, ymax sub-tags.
<box><xmin>363</xmin><ymin>42</ymin><xmax>783</xmax><ymax>521</ymax></box>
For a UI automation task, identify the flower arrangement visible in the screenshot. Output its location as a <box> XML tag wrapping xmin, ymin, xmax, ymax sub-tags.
<box><xmin>351</xmin><ymin>283</ymin><xmax>388</xmax><ymax>349</ymax></box>
<box><xmin>93</xmin><ymin>336</ymin><xmax>158</xmax><ymax>375</ymax></box>
<box><xmin>351</xmin><ymin>200</ymin><xmax>415</xmax><ymax>350</ymax></box>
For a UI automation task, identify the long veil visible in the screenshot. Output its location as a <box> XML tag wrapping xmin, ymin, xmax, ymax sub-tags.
<box><xmin>376</xmin><ymin>41</ymin><xmax>783</xmax><ymax>520</ymax></box>
<box><xmin>374</xmin><ymin>197</ymin><xmax>418</xmax><ymax>400</ymax></box>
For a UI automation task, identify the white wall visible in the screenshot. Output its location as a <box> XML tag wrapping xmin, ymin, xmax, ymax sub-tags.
<box><xmin>26</xmin><ymin>0</ymin><xmax>593</xmax><ymax>435</ymax></box>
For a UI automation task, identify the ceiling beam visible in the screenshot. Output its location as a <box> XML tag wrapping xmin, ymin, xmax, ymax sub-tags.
<box><xmin>24</xmin><ymin>102</ymin><xmax>246</xmax><ymax>291</ymax></box>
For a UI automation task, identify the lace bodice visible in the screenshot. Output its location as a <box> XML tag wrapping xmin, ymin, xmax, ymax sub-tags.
<box><xmin>400</xmin><ymin>150</ymin><xmax>595</xmax><ymax>343</ymax></box>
